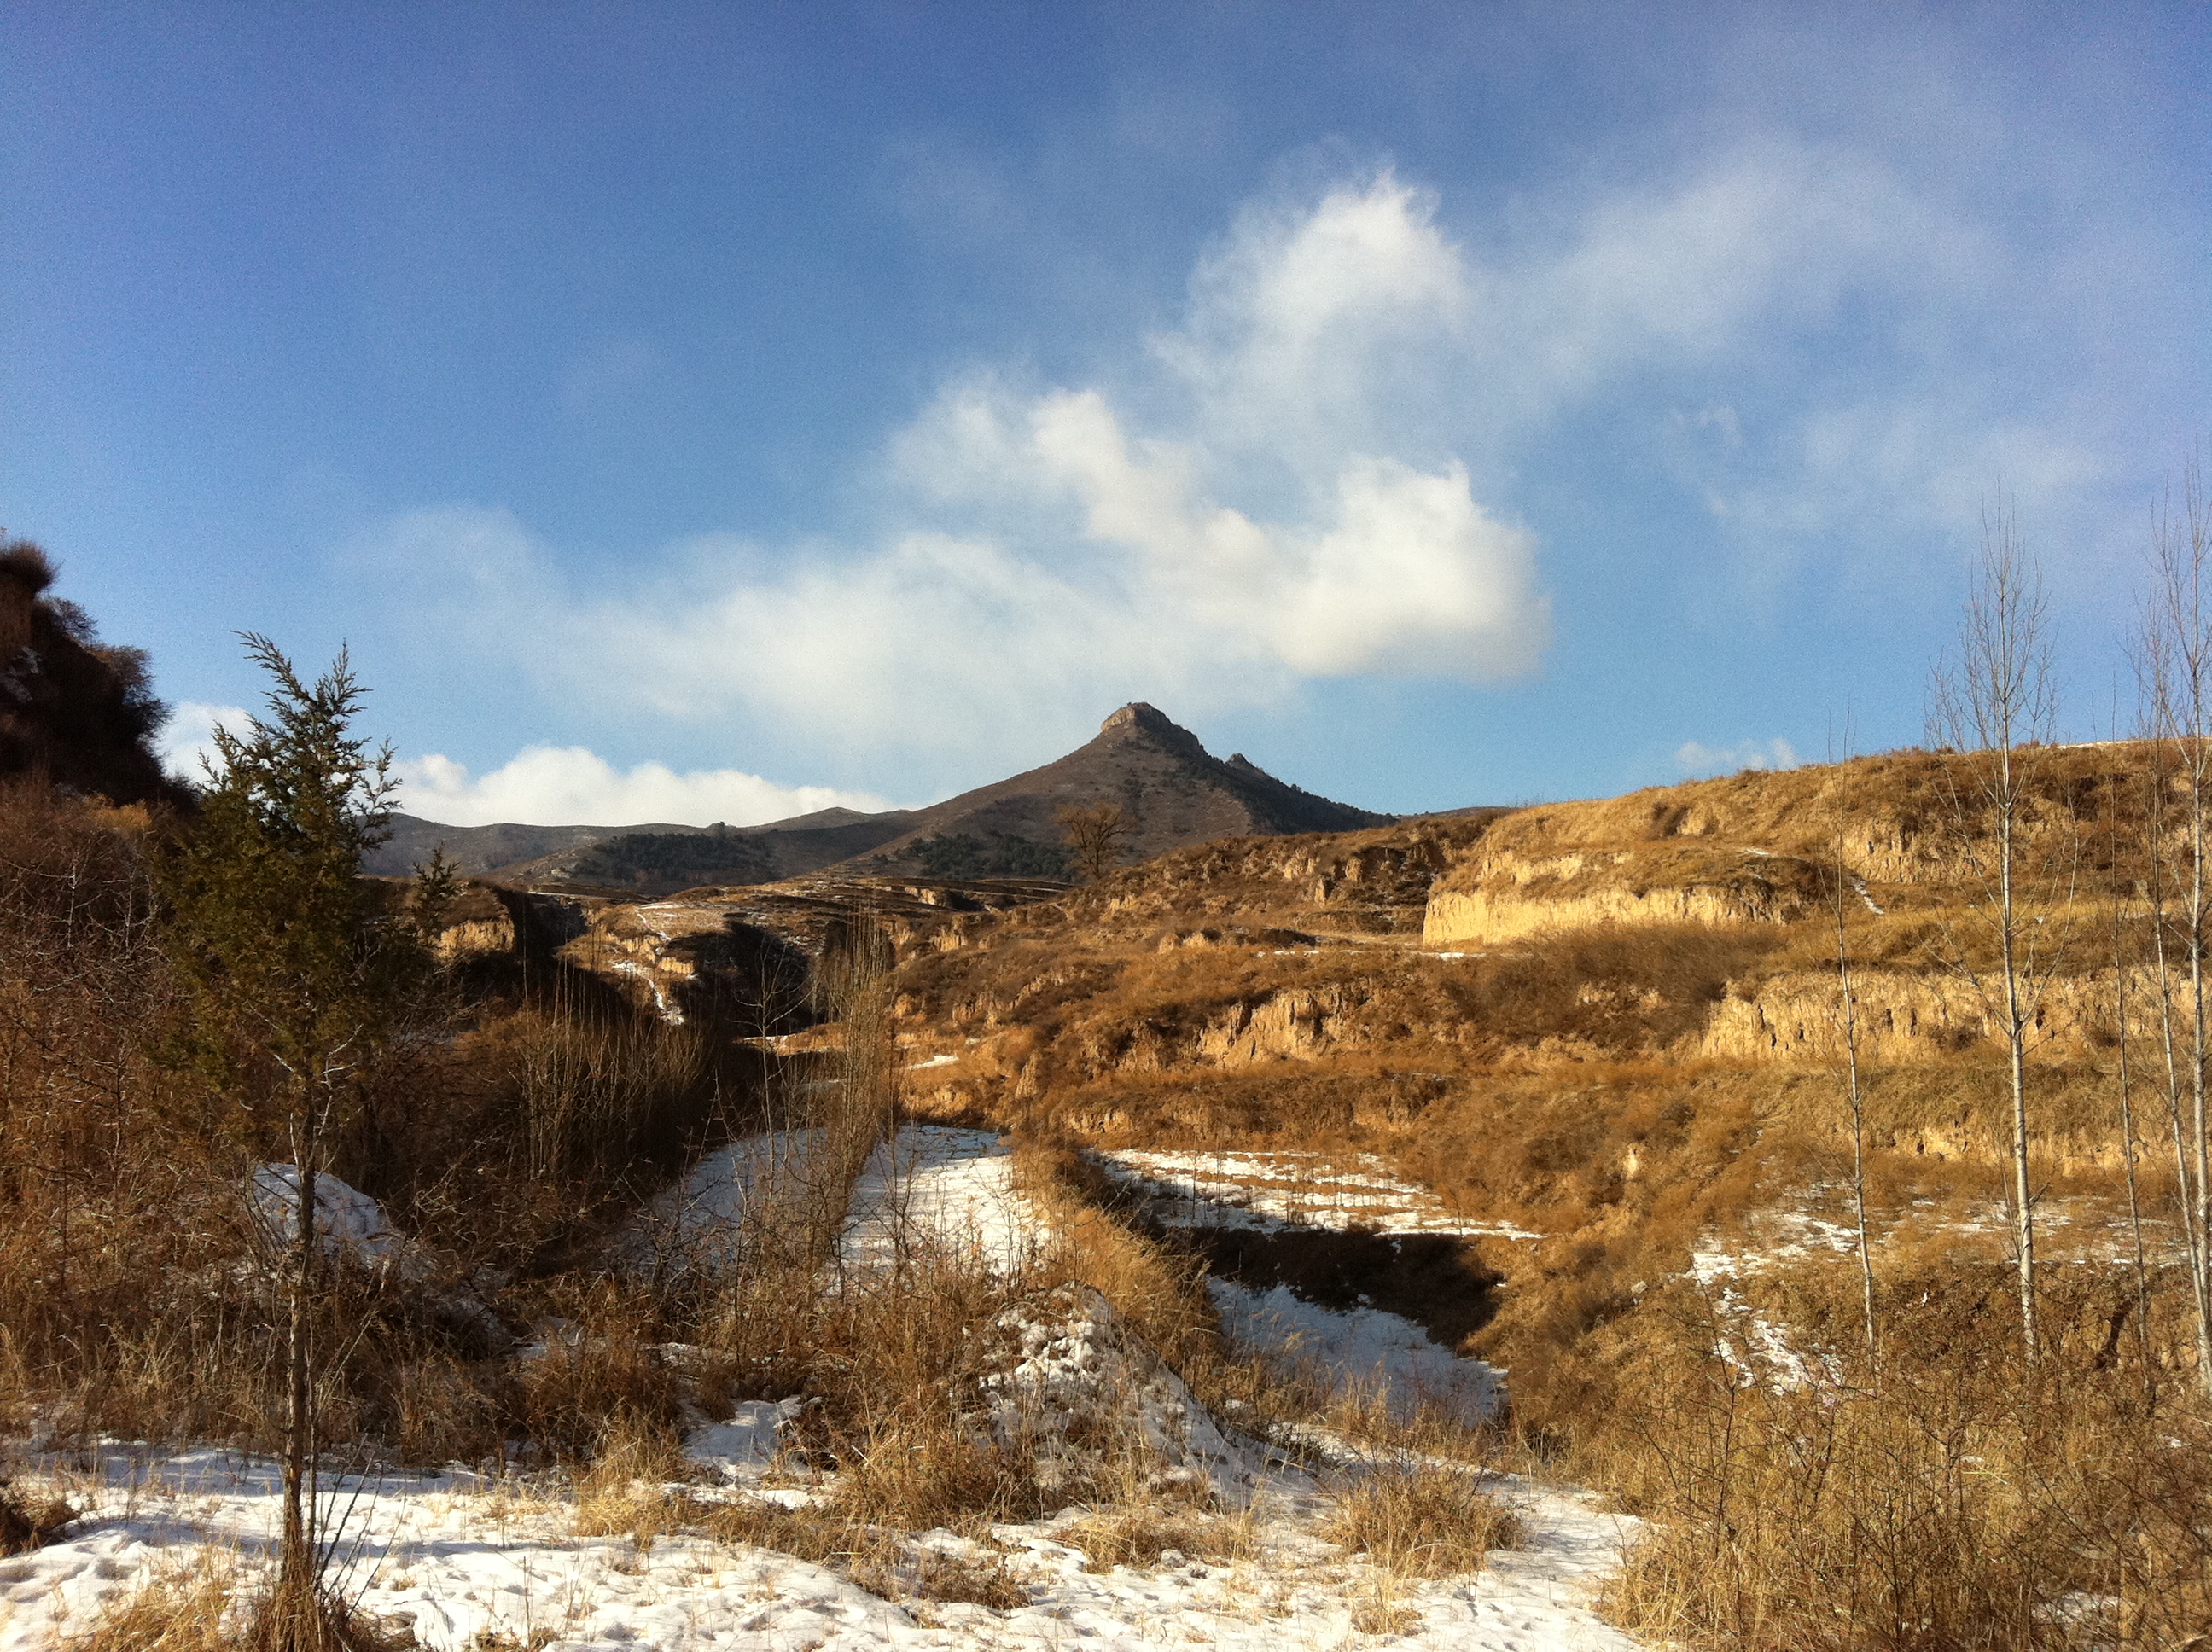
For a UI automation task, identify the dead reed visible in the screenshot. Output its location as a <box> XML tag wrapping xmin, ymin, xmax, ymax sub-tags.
<box><xmin>1060</xmin><ymin>1502</ymin><xmax>1254</xmax><ymax>1571</ymax></box>
<box><xmin>65</xmin><ymin>1553</ymin><xmax>414</xmax><ymax>1652</ymax></box>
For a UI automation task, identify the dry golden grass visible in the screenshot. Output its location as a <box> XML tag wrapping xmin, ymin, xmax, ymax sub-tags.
<box><xmin>570</xmin><ymin>1416</ymin><xmax>690</xmax><ymax>1547</ymax></box>
<box><xmin>698</xmin><ymin>1497</ymin><xmax>1030</xmax><ymax>1612</ymax></box>
<box><xmin>1061</xmin><ymin>1502</ymin><xmax>1254</xmax><ymax>1572</ymax></box>
<box><xmin>1594</xmin><ymin>1265</ymin><xmax>2212</xmax><ymax>1651</ymax></box>
<box><xmin>1008</xmin><ymin>1138</ymin><xmax>1221</xmax><ymax>1370</ymax></box>
<box><xmin>516</xmin><ymin>1285</ymin><xmax>684</xmax><ymax>1464</ymax></box>
<box><xmin>825</xmin><ymin>1407</ymin><xmax>1048</xmax><ymax>1530</ymax></box>
<box><xmin>895</xmin><ymin>1550</ymin><xmax>1029</xmax><ymax>1611</ymax></box>
<box><xmin>1318</xmin><ymin>1463</ymin><xmax>1523</xmax><ymax>1579</ymax></box>
<box><xmin>0</xmin><ymin>1475</ymin><xmax>77</xmax><ymax>1555</ymax></box>
<box><xmin>1347</xmin><ymin>1594</ymin><xmax>1424</xmax><ymax>1637</ymax></box>
<box><xmin>66</xmin><ymin>1556</ymin><xmax>242</xmax><ymax>1652</ymax></box>
<box><xmin>66</xmin><ymin>1555</ymin><xmax>415</xmax><ymax>1652</ymax></box>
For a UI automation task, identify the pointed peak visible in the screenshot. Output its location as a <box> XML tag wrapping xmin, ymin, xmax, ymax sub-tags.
<box><xmin>1097</xmin><ymin>702</ymin><xmax>1206</xmax><ymax>757</ymax></box>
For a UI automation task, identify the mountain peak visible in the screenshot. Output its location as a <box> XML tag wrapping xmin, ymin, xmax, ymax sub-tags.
<box><xmin>381</xmin><ymin>702</ymin><xmax>1394</xmax><ymax>892</ymax></box>
<box><xmin>1098</xmin><ymin>701</ymin><xmax>1205</xmax><ymax>757</ymax></box>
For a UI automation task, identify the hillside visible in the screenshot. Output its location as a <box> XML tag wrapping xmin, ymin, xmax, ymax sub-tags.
<box><xmin>363</xmin><ymin>814</ymin><xmax>677</xmax><ymax>877</ymax></box>
<box><xmin>870</xmin><ymin>742</ymin><xmax>2171</xmax><ymax>1427</ymax></box>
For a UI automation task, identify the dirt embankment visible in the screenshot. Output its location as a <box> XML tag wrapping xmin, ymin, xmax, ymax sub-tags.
<box><xmin>1422</xmin><ymin>746</ymin><xmax>2140</xmax><ymax>949</ymax></box>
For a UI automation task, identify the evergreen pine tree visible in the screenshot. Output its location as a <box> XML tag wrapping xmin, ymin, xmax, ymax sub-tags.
<box><xmin>159</xmin><ymin>633</ymin><xmax>414</xmax><ymax>1644</ymax></box>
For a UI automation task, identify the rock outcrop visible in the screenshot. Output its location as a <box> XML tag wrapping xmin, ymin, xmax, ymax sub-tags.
<box><xmin>440</xmin><ymin>873</ymin><xmax>1062</xmax><ymax>1031</ymax></box>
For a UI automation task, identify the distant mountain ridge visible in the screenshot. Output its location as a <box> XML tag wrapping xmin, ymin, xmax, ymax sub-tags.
<box><xmin>370</xmin><ymin>705</ymin><xmax>1393</xmax><ymax>895</ymax></box>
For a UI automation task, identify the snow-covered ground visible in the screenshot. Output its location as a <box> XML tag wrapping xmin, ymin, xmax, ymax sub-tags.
<box><xmin>631</xmin><ymin>1125</ymin><xmax>1040</xmax><ymax>1276</ymax></box>
<box><xmin>1091</xmin><ymin>1149</ymin><xmax>1541</xmax><ymax>1241</ymax></box>
<box><xmin>840</xmin><ymin>1127</ymin><xmax>1039</xmax><ymax>1272</ymax></box>
<box><xmin>0</xmin><ymin>1127</ymin><xmax>1639</xmax><ymax>1650</ymax></box>
<box><xmin>0</xmin><ymin>1442</ymin><xmax>1639</xmax><ymax>1652</ymax></box>
<box><xmin>1208</xmin><ymin>1281</ymin><xmax>1503</xmax><ymax>1425</ymax></box>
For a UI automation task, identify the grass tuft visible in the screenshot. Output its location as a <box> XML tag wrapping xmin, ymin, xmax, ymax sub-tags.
<box><xmin>1061</xmin><ymin>1502</ymin><xmax>1254</xmax><ymax>1572</ymax></box>
<box><xmin>1318</xmin><ymin>1463</ymin><xmax>1523</xmax><ymax>1579</ymax></box>
<box><xmin>0</xmin><ymin>1476</ymin><xmax>76</xmax><ymax>1556</ymax></box>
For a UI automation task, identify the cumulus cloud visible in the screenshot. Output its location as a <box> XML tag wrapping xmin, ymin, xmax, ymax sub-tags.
<box><xmin>159</xmin><ymin>700</ymin><xmax>253</xmax><ymax>782</ymax></box>
<box><xmin>393</xmin><ymin>747</ymin><xmax>893</xmax><ymax>828</ymax></box>
<box><xmin>1675</xmin><ymin>737</ymin><xmax>1801</xmax><ymax>777</ymax></box>
<box><xmin>378</xmin><ymin>172</ymin><xmax>1551</xmax><ymax>755</ymax></box>
<box><xmin>376</xmin><ymin>143</ymin><xmax>2123</xmax><ymax>762</ymax></box>
<box><xmin>159</xmin><ymin>700</ymin><xmax>883</xmax><ymax>829</ymax></box>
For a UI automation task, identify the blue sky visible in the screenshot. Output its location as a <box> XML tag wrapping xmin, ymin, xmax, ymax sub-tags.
<box><xmin>5</xmin><ymin>3</ymin><xmax>2209</xmax><ymax>824</ymax></box>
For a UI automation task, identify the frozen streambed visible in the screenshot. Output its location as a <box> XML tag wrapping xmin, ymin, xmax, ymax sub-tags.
<box><xmin>1209</xmin><ymin>1280</ymin><xmax>1503</xmax><ymax>1424</ymax></box>
<box><xmin>632</xmin><ymin>1126</ymin><xmax>1040</xmax><ymax>1274</ymax></box>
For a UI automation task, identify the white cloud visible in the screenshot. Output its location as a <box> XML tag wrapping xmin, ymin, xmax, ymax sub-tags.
<box><xmin>379</xmin><ymin>173</ymin><xmax>1552</xmax><ymax>756</ymax></box>
<box><xmin>1675</xmin><ymin>737</ymin><xmax>1801</xmax><ymax>777</ymax></box>
<box><xmin>375</xmin><ymin>144</ymin><xmax>2133</xmax><ymax>762</ymax></box>
<box><xmin>1157</xmin><ymin>171</ymin><xmax>1472</xmax><ymax>462</ymax></box>
<box><xmin>160</xmin><ymin>700</ymin><xmax>253</xmax><ymax>781</ymax></box>
<box><xmin>158</xmin><ymin>703</ymin><xmax>876</xmax><ymax>829</ymax></box>
<box><xmin>393</xmin><ymin>747</ymin><xmax>893</xmax><ymax>828</ymax></box>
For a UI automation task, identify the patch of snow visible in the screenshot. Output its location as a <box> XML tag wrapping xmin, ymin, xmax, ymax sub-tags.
<box><xmin>841</xmin><ymin>1127</ymin><xmax>1039</xmax><ymax>1272</ymax></box>
<box><xmin>627</xmin><ymin>1130</ymin><xmax>835</xmax><ymax>1275</ymax></box>
<box><xmin>4</xmin><ymin>1134</ymin><xmax>1645</xmax><ymax>1650</ymax></box>
<box><xmin>0</xmin><ymin>1440</ymin><xmax>1644</xmax><ymax>1652</ymax></box>
<box><xmin>905</xmin><ymin>1053</ymin><xmax>960</xmax><ymax>1070</ymax></box>
<box><xmin>1093</xmin><ymin>1149</ymin><xmax>1540</xmax><ymax>1241</ymax></box>
<box><xmin>632</xmin><ymin>1126</ymin><xmax>1042</xmax><ymax>1278</ymax></box>
<box><xmin>985</xmin><ymin>1285</ymin><xmax>1254</xmax><ymax>1503</ymax></box>
<box><xmin>1209</xmin><ymin>1280</ymin><xmax>1504</xmax><ymax>1424</ymax></box>
<box><xmin>684</xmin><ymin>1399</ymin><xmax>803</xmax><ymax>1481</ymax></box>
<box><xmin>603</xmin><ymin>956</ymin><xmax>685</xmax><ymax>1024</ymax></box>
<box><xmin>250</xmin><ymin>1166</ymin><xmax>404</xmax><ymax>1265</ymax></box>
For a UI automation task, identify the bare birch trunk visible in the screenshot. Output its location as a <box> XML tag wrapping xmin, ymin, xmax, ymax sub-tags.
<box><xmin>281</xmin><ymin>1091</ymin><xmax>318</xmax><ymax>1606</ymax></box>
<box><xmin>1831</xmin><ymin>844</ymin><xmax>1877</xmax><ymax>1354</ymax></box>
<box><xmin>1928</xmin><ymin>503</ymin><xmax>2061</xmax><ymax>1364</ymax></box>
<box><xmin>2138</xmin><ymin>454</ymin><xmax>2212</xmax><ymax>1396</ymax></box>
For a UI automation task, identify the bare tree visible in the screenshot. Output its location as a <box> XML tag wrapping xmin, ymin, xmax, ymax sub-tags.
<box><xmin>2138</xmin><ymin>450</ymin><xmax>2212</xmax><ymax>1395</ymax></box>
<box><xmin>2109</xmin><ymin>801</ymin><xmax>2156</xmax><ymax>1382</ymax></box>
<box><xmin>1927</xmin><ymin>503</ymin><xmax>2066</xmax><ymax>1363</ymax></box>
<box><xmin>1056</xmin><ymin>803</ymin><xmax>1130</xmax><ymax>884</ymax></box>
<box><xmin>1828</xmin><ymin>825</ymin><xmax>1878</xmax><ymax>1355</ymax></box>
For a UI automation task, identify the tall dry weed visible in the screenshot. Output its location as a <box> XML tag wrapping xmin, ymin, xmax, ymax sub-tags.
<box><xmin>1604</xmin><ymin>1273</ymin><xmax>2212</xmax><ymax>1650</ymax></box>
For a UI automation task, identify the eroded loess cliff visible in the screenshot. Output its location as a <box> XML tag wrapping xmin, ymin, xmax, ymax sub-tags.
<box><xmin>873</xmin><ymin>744</ymin><xmax>2179</xmax><ymax>1411</ymax></box>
